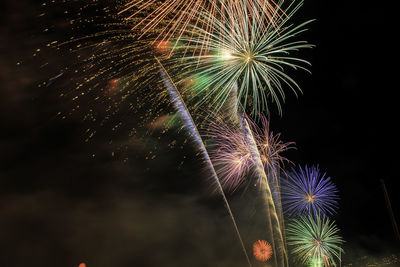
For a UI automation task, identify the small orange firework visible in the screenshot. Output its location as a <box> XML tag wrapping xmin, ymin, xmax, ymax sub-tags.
<box><xmin>253</xmin><ymin>240</ymin><xmax>273</xmax><ymax>262</ymax></box>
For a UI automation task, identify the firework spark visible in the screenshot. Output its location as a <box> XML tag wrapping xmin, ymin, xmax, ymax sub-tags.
<box><xmin>171</xmin><ymin>0</ymin><xmax>313</xmax><ymax>116</ymax></box>
<box><xmin>157</xmin><ymin>58</ymin><xmax>252</xmax><ymax>267</ymax></box>
<box><xmin>286</xmin><ymin>214</ymin><xmax>344</xmax><ymax>266</ymax></box>
<box><xmin>119</xmin><ymin>0</ymin><xmax>283</xmax><ymax>46</ymax></box>
<box><xmin>281</xmin><ymin>165</ymin><xmax>339</xmax><ymax>217</ymax></box>
<box><xmin>253</xmin><ymin>240</ymin><xmax>273</xmax><ymax>262</ymax></box>
<box><xmin>43</xmin><ymin>0</ymin><xmax>173</xmax><ymax>159</ymax></box>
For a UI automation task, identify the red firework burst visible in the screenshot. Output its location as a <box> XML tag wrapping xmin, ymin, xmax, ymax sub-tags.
<box><xmin>253</xmin><ymin>240</ymin><xmax>273</xmax><ymax>262</ymax></box>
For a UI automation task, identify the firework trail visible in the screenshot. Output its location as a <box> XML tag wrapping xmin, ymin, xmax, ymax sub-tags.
<box><xmin>156</xmin><ymin>57</ymin><xmax>252</xmax><ymax>267</ymax></box>
<box><xmin>240</xmin><ymin>113</ymin><xmax>288</xmax><ymax>267</ymax></box>
<box><xmin>209</xmin><ymin>83</ymin><xmax>291</xmax><ymax>265</ymax></box>
<box><xmin>286</xmin><ymin>214</ymin><xmax>344</xmax><ymax>266</ymax></box>
<box><xmin>281</xmin><ymin>165</ymin><xmax>339</xmax><ymax>217</ymax></box>
<box><xmin>170</xmin><ymin>0</ymin><xmax>314</xmax><ymax>116</ymax></box>
<box><xmin>248</xmin><ymin>114</ymin><xmax>295</xmax><ymax>260</ymax></box>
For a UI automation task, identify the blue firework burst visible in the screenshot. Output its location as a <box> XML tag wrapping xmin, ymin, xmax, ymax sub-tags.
<box><xmin>281</xmin><ymin>165</ymin><xmax>339</xmax><ymax>216</ymax></box>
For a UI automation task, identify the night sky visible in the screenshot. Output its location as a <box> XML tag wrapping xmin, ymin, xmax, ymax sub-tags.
<box><xmin>1</xmin><ymin>0</ymin><xmax>399</xmax><ymax>267</ymax></box>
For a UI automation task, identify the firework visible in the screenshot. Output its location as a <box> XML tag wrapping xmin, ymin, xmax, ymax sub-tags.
<box><xmin>286</xmin><ymin>214</ymin><xmax>344</xmax><ymax>266</ymax></box>
<box><xmin>240</xmin><ymin>114</ymin><xmax>287</xmax><ymax>266</ymax></box>
<box><xmin>248</xmin><ymin>114</ymin><xmax>294</xmax><ymax>260</ymax></box>
<box><xmin>119</xmin><ymin>0</ymin><xmax>283</xmax><ymax>46</ymax></box>
<box><xmin>253</xmin><ymin>240</ymin><xmax>273</xmax><ymax>262</ymax></box>
<box><xmin>205</xmin><ymin>113</ymin><xmax>292</xmax><ymax>266</ymax></box>
<box><xmin>206</xmin><ymin>112</ymin><xmax>293</xmax><ymax>190</ymax></box>
<box><xmin>249</xmin><ymin>114</ymin><xmax>294</xmax><ymax>180</ymax></box>
<box><xmin>206</xmin><ymin>113</ymin><xmax>252</xmax><ymax>192</ymax></box>
<box><xmin>205</xmin><ymin>112</ymin><xmax>292</xmax><ymax>265</ymax></box>
<box><xmin>170</xmin><ymin>0</ymin><xmax>313</xmax><ymax>116</ymax></box>
<box><xmin>157</xmin><ymin>58</ymin><xmax>252</xmax><ymax>267</ymax></box>
<box><xmin>281</xmin><ymin>165</ymin><xmax>339</xmax><ymax>217</ymax></box>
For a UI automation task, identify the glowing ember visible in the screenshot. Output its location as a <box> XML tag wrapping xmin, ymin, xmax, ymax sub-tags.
<box><xmin>155</xmin><ymin>41</ymin><xmax>170</xmax><ymax>54</ymax></box>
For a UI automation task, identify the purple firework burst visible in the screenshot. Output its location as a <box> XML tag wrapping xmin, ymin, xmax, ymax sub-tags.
<box><xmin>281</xmin><ymin>165</ymin><xmax>339</xmax><ymax>216</ymax></box>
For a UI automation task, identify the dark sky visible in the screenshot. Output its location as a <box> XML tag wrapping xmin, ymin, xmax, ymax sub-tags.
<box><xmin>0</xmin><ymin>0</ymin><xmax>399</xmax><ymax>267</ymax></box>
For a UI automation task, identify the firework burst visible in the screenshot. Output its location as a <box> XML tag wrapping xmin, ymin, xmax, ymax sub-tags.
<box><xmin>253</xmin><ymin>240</ymin><xmax>273</xmax><ymax>262</ymax></box>
<box><xmin>248</xmin><ymin>114</ymin><xmax>294</xmax><ymax>261</ymax></box>
<box><xmin>119</xmin><ymin>0</ymin><xmax>284</xmax><ymax>46</ymax></box>
<box><xmin>206</xmin><ymin>113</ymin><xmax>293</xmax><ymax>193</ymax></box>
<box><xmin>249</xmin><ymin>114</ymin><xmax>294</xmax><ymax>179</ymax></box>
<box><xmin>205</xmin><ymin>112</ymin><xmax>293</xmax><ymax>265</ymax></box>
<box><xmin>240</xmin><ymin>114</ymin><xmax>287</xmax><ymax>266</ymax></box>
<box><xmin>206</xmin><ymin>115</ymin><xmax>253</xmax><ymax>192</ymax></box>
<box><xmin>170</xmin><ymin>0</ymin><xmax>313</xmax><ymax>116</ymax></box>
<box><xmin>281</xmin><ymin>165</ymin><xmax>339</xmax><ymax>217</ymax></box>
<box><xmin>286</xmin><ymin>214</ymin><xmax>344</xmax><ymax>266</ymax></box>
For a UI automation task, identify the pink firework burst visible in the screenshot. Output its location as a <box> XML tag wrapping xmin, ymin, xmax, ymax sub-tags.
<box><xmin>206</xmin><ymin>115</ymin><xmax>253</xmax><ymax>192</ymax></box>
<box><xmin>206</xmin><ymin>114</ymin><xmax>294</xmax><ymax>192</ymax></box>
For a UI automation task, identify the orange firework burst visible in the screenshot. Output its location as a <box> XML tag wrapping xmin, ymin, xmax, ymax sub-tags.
<box><xmin>253</xmin><ymin>240</ymin><xmax>273</xmax><ymax>262</ymax></box>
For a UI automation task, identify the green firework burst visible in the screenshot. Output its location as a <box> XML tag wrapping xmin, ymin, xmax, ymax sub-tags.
<box><xmin>286</xmin><ymin>214</ymin><xmax>344</xmax><ymax>266</ymax></box>
<box><xmin>172</xmin><ymin>0</ymin><xmax>314</xmax><ymax>116</ymax></box>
